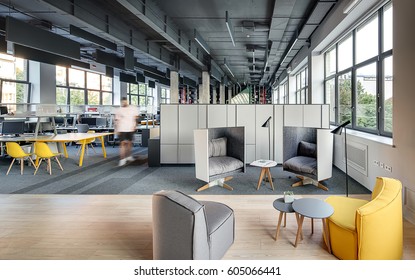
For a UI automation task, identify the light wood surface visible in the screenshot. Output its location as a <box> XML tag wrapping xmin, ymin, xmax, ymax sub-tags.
<box><xmin>0</xmin><ymin>194</ymin><xmax>414</xmax><ymax>260</ymax></box>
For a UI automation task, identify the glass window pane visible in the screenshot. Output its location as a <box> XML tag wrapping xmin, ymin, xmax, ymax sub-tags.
<box><xmin>130</xmin><ymin>83</ymin><xmax>138</xmax><ymax>94</ymax></box>
<box><xmin>70</xmin><ymin>89</ymin><xmax>85</xmax><ymax>105</ymax></box>
<box><xmin>87</xmin><ymin>90</ymin><xmax>100</xmax><ymax>105</ymax></box>
<box><xmin>56</xmin><ymin>87</ymin><xmax>68</xmax><ymax>105</ymax></box>
<box><xmin>356</xmin><ymin>15</ymin><xmax>379</xmax><ymax>64</ymax></box>
<box><xmin>131</xmin><ymin>95</ymin><xmax>138</xmax><ymax>106</ymax></box>
<box><xmin>338</xmin><ymin>72</ymin><xmax>352</xmax><ymax>123</ymax></box>
<box><xmin>325</xmin><ymin>47</ymin><xmax>336</xmax><ymax>77</ymax></box>
<box><xmin>87</xmin><ymin>72</ymin><xmax>100</xmax><ymax>90</ymax></box>
<box><xmin>338</xmin><ymin>35</ymin><xmax>353</xmax><ymax>71</ymax></box>
<box><xmin>139</xmin><ymin>96</ymin><xmax>146</xmax><ymax>106</ymax></box>
<box><xmin>383</xmin><ymin>3</ymin><xmax>393</xmax><ymax>51</ymax></box>
<box><xmin>102</xmin><ymin>76</ymin><xmax>112</xmax><ymax>91</ymax></box>
<box><xmin>147</xmin><ymin>96</ymin><xmax>153</xmax><ymax>106</ymax></box>
<box><xmin>356</xmin><ymin>63</ymin><xmax>377</xmax><ymax>130</ymax></box>
<box><xmin>102</xmin><ymin>92</ymin><xmax>113</xmax><ymax>105</ymax></box>
<box><xmin>147</xmin><ymin>86</ymin><xmax>154</xmax><ymax>96</ymax></box>
<box><xmin>68</xmin><ymin>68</ymin><xmax>85</xmax><ymax>88</ymax></box>
<box><xmin>0</xmin><ymin>54</ymin><xmax>27</xmax><ymax>80</ymax></box>
<box><xmin>325</xmin><ymin>79</ymin><xmax>335</xmax><ymax>123</ymax></box>
<box><xmin>56</xmin><ymin>66</ymin><xmax>67</xmax><ymax>86</ymax></box>
<box><xmin>383</xmin><ymin>56</ymin><xmax>393</xmax><ymax>133</ymax></box>
<box><xmin>139</xmin><ymin>84</ymin><xmax>146</xmax><ymax>95</ymax></box>
<box><xmin>1</xmin><ymin>81</ymin><xmax>29</xmax><ymax>103</ymax></box>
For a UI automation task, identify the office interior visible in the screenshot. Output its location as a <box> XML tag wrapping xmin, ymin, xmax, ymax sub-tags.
<box><xmin>0</xmin><ymin>0</ymin><xmax>414</xmax><ymax>260</ymax></box>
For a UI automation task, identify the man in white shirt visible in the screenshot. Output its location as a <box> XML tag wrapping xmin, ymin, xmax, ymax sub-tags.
<box><xmin>114</xmin><ymin>97</ymin><xmax>139</xmax><ymax>166</ymax></box>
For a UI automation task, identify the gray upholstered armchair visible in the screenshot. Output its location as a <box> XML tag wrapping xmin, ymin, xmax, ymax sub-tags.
<box><xmin>194</xmin><ymin>127</ymin><xmax>245</xmax><ymax>192</ymax></box>
<box><xmin>152</xmin><ymin>190</ymin><xmax>235</xmax><ymax>260</ymax></box>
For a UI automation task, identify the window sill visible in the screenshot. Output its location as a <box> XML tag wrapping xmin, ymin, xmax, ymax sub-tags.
<box><xmin>329</xmin><ymin>125</ymin><xmax>394</xmax><ymax>147</ymax></box>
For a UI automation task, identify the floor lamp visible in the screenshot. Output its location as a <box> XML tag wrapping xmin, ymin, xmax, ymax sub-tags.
<box><xmin>261</xmin><ymin>116</ymin><xmax>272</xmax><ymax>160</ymax></box>
<box><xmin>331</xmin><ymin>120</ymin><xmax>351</xmax><ymax>197</ymax></box>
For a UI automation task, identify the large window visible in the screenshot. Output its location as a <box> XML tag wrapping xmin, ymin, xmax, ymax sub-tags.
<box><xmin>160</xmin><ymin>87</ymin><xmax>170</xmax><ymax>104</ymax></box>
<box><xmin>295</xmin><ymin>67</ymin><xmax>308</xmax><ymax>104</ymax></box>
<box><xmin>324</xmin><ymin>2</ymin><xmax>392</xmax><ymax>137</ymax></box>
<box><xmin>0</xmin><ymin>53</ymin><xmax>30</xmax><ymax>105</ymax></box>
<box><xmin>56</xmin><ymin>66</ymin><xmax>113</xmax><ymax>105</ymax></box>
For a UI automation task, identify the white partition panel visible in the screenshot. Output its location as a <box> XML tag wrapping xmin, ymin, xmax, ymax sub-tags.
<box><xmin>161</xmin><ymin>145</ymin><xmax>178</xmax><ymax>163</ymax></box>
<box><xmin>274</xmin><ymin>105</ymin><xmax>284</xmax><ymax>163</ymax></box>
<box><xmin>179</xmin><ymin>105</ymin><xmax>198</xmax><ymax>144</ymax></box>
<box><xmin>227</xmin><ymin>105</ymin><xmax>236</xmax><ymax>126</ymax></box>
<box><xmin>208</xmin><ymin>105</ymin><xmax>227</xmax><ymax>128</ymax></box>
<box><xmin>194</xmin><ymin>129</ymin><xmax>209</xmax><ymax>182</ymax></box>
<box><xmin>160</xmin><ymin>104</ymin><xmax>178</xmax><ymax>144</ymax></box>
<box><xmin>284</xmin><ymin>105</ymin><xmax>303</xmax><ymax>127</ymax></box>
<box><xmin>246</xmin><ymin>144</ymin><xmax>256</xmax><ymax>164</ymax></box>
<box><xmin>236</xmin><ymin>105</ymin><xmax>256</xmax><ymax>144</ymax></box>
<box><xmin>198</xmin><ymin>105</ymin><xmax>207</xmax><ymax>129</ymax></box>
<box><xmin>178</xmin><ymin>145</ymin><xmax>195</xmax><ymax>164</ymax></box>
<box><xmin>303</xmin><ymin>105</ymin><xmax>322</xmax><ymax>128</ymax></box>
<box><xmin>317</xmin><ymin>129</ymin><xmax>334</xmax><ymax>181</ymax></box>
<box><xmin>255</xmin><ymin>105</ymin><xmax>274</xmax><ymax>160</ymax></box>
<box><xmin>321</xmin><ymin>105</ymin><xmax>330</xmax><ymax>128</ymax></box>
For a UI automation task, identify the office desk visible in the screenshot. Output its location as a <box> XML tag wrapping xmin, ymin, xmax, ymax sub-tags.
<box><xmin>0</xmin><ymin>132</ymin><xmax>113</xmax><ymax>167</ymax></box>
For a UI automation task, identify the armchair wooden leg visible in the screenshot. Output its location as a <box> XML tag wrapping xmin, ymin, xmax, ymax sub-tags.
<box><xmin>222</xmin><ymin>183</ymin><xmax>233</xmax><ymax>191</ymax></box>
<box><xmin>197</xmin><ymin>183</ymin><xmax>210</xmax><ymax>192</ymax></box>
<box><xmin>291</xmin><ymin>175</ymin><xmax>329</xmax><ymax>191</ymax></box>
<box><xmin>197</xmin><ymin>177</ymin><xmax>235</xmax><ymax>192</ymax></box>
<box><xmin>48</xmin><ymin>159</ymin><xmax>52</xmax><ymax>175</ymax></box>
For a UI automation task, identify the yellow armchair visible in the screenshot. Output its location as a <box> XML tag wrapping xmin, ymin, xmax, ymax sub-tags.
<box><xmin>325</xmin><ymin>177</ymin><xmax>403</xmax><ymax>260</ymax></box>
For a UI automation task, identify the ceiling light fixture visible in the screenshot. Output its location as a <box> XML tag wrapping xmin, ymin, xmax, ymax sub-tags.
<box><xmin>343</xmin><ymin>0</ymin><xmax>361</xmax><ymax>14</ymax></box>
<box><xmin>225</xmin><ymin>11</ymin><xmax>236</xmax><ymax>47</ymax></box>
<box><xmin>224</xmin><ymin>58</ymin><xmax>235</xmax><ymax>77</ymax></box>
<box><xmin>194</xmin><ymin>29</ymin><xmax>210</xmax><ymax>55</ymax></box>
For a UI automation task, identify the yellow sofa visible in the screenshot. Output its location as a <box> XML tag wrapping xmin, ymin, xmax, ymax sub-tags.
<box><xmin>325</xmin><ymin>177</ymin><xmax>403</xmax><ymax>260</ymax></box>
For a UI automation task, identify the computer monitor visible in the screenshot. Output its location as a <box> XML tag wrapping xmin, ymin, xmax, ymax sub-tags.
<box><xmin>0</xmin><ymin>106</ymin><xmax>8</xmax><ymax>115</ymax></box>
<box><xmin>1</xmin><ymin>121</ymin><xmax>25</xmax><ymax>136</ymax></box>
<box><xmin>54</xmin><ymin>117</ymin><xmax>65</xmax><ymax>125</ymax></box>
<box><xmin>95</xmin><ymin>117</ymin><xmax>107</xmax><ymax>127</ymax></box>
<box><xmin>81</xmin><ymin>117</ymin><xmax>97</xmax><ymax>126</ymax></box>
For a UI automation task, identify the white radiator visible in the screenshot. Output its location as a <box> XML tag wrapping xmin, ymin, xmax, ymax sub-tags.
<box><xmin>344</xmin><ymin>140</ymin><xmax>368</xmax><ymax>176</ymax></box>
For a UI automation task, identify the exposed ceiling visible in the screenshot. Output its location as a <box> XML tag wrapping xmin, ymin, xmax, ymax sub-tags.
<box><xmin>0</xmin><ymin>0</ymin><xmax>337</xmax><ymax>88</ymax></box>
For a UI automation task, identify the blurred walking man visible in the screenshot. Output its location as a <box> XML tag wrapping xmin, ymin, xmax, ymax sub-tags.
<box><xmin>115</xmin><ymin>97</ymin><xmax>139</xmax><ymax>166</ymax></box>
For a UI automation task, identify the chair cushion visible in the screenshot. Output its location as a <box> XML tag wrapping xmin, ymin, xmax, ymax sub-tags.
<box><xmin>325</xmin><ymin>196</ymin><xmax>368</xmax><ymax>231</ymax></box>
<box><xmin>209</xmin><ymin>156</ymin><xmax>244</xmax><ymax>176</ymax></box>
<box><xmin>282</xmin><ymin>156</ymin><xmax>317</xmax><ymax>175</ymax></box>
<box><xmin>208</xmin><ymin>137</ymin><xmax>227</xmax><ymax>157</ymax></box>
<box><xmin>297</xmin><ymin>141</ymin><xmax>317</xmax><ymax>158</ymax></box>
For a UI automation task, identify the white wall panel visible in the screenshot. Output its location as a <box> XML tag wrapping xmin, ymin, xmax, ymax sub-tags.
<box><xmin>198</xmin><ymin>105</ymin><xmax>207</xmax><ymax>129</ymax></box>
<box><xmin>255</xmin><ymin>105</ymin><xmax>274</xmax><ymax>160</ymax></box>
<box><xmin>303</xmin><ymin>105</ymin><xmax>322</xmax><ymax>128</ymax></box>
<box><xmin>178</xmin><ymin>105</ymin><xmax>198</xmax><ymax>144</ymax></box>
<box><xmin>178</xmin><ymin>145</ymin><xmax>195</xmax><ymax>164</ymax></box>
<box><xmin>227</xmin><ymin>105</ymin><xmax>236</xmax><ymax>126</ymax></box>
<box><xmin>160</xmin><ymin>145</ymin><xmax>178</xmax><ymax>163</ymax></box>
<box><xmin>274</xmin><ymin>105</ymin><xmax>284</xmax><ymax>163</ymax></box>
<box><xmin>246</xmin><ymin>144</ymin><xmax>256</xmax><ymax>164</ymax></box>
<box><xmin>321</xmin><ymin>104</ymin><xmax>330</xmax><ymax>128</ymax></box>
<box><xmin>208</xmin><ymin>105</ymin><xmax>227</xmax><ymax>128</ymax></box>
<box><xmin>284</xmin><ymin>105</ymin><xmax>303</xmax><ymax>127</ymax></box>
<box><xmin>236</xmin><ymin>105</ymin><xmax>256</xmax><ymax>144</ymax></box>
<box><xmin>160</xmin><ymin>105</ymin><xmax>178</xmax><ymax>144</ymax></box>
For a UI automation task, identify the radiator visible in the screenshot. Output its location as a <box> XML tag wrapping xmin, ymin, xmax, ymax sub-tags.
<box><xmin>345</xmin><ymin>140</ymin><xmax>368</xmax><ymax>176</ymax></box>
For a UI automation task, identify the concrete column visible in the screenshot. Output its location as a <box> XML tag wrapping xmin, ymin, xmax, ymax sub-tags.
<box><xmin>200</xmin><ymin>71</ymin><xmax>210</xmax><ymax>104</ymax></box>
<box><xmin>227</xmin><ymin>87</ymin><xmax>232</xmax><ymax>104</ymax></box>
<box><xmin>29</xmin><ymin>62</ymin><xmax>56</xmax><ymax>104</ymax></box>
<box><xmin>170</xmin><ymin>70</ymin><xmax>179</xmax><ymax>103</ymax></box>
<box><xmin>219</xmin><ymin>84</ymin><xmax>225</xmax><ymax>104</ymax></box>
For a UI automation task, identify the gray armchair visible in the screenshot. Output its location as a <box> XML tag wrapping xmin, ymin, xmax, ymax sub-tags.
<box><xmin>152</xmin><ymin>190</ymin><xmax>235</xmax><ymax>260</ymax></box>
<box><xmin>194</xmin><ymin>127</ymin><xmax>245</xmax><ymax>192</ymax></box>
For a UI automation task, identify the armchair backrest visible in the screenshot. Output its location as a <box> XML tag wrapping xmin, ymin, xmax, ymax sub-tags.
<box><xmin>356</xmin><ymin>177</ymin><xmax>403</xmax><ymax>259</ymax></box>
<box><xmin>152</xmin><ymin>190</ymin><xmax>209</xmax><ymax>260</ymax></box>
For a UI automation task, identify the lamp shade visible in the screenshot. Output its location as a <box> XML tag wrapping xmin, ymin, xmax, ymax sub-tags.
<box><xmin>262</xmin><ymin>116</ymin><xmax>272</xmax><ymax>128</ymax></box>
<box><xmin>331</xmin><ymin>120</ymin><xmax>350</xmax><ymax>135</ymax></box>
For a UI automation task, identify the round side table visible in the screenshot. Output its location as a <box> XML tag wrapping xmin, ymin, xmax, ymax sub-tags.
<box><xmin>292</xmin><ymin>198</ymin><xmax>334</xmax><ymax>253</ymax></box>
<box><xmin>272</xmin><ymin>197</ymin><xmax>299</xmax><ymax>241</ymax></box>
<box><xmin>250</xmin><ymin>159</ymin><xmax>277</xmax><ymax>190</ymax></box>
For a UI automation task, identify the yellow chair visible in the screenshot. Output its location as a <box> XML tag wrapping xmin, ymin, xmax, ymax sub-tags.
<box><xmin>33</xmin><ymin>142</ymin><xmax>64</xmax><ymax>175</ymax></box>
<box><xmin>5</xmin><ymin>142</ymin><xmax>36</xmax><ymax>175</ymax></box>
<box><xmin>325</xmin><ymin>177</ymin><xmax>403</xmax><ymax>260</ymax></box>
<box><xmin>76</xmin><ymin>130</ymin><xmax>96</xmax><ymax>155</ymax></box>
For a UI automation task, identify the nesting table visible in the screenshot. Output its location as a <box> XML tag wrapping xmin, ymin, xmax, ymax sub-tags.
<box><xmin>272</xmin><ymin>197</ymin><xmax>334</xmax><ymax>253</ymax></box>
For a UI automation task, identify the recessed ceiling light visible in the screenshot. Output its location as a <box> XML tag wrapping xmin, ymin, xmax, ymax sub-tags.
<box><xmin>247</xmin><ymin>34</ymin><xmax>250</xmax><ymax>38</ymax></box>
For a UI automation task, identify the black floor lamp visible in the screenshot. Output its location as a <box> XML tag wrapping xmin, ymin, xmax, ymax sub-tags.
<box><xmin>331</xmin><ymin>120</ymin><xmax>351</xmax><ymax>197</ymax></box>
<box><xmin>261</xmin><ymin>116</ymin><xmax>272</xmax><ymax>160</ymax></box>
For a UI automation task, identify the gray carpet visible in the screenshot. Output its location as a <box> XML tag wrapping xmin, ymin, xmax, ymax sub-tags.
<box><xmin>0</xmin><ymin>146</ymin><xmax>371</xmax><ymax>195</ymax></box>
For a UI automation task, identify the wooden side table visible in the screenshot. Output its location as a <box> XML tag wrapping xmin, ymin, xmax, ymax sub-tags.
<box><xmin>250</xmin><ymin>159</ymin><xmax>277</xmax><ymax>190</ymax></box>
<box><xmin>272</xmin><ymin>197</ymin><xmax>300</xmax><ymax>241</ymax></box>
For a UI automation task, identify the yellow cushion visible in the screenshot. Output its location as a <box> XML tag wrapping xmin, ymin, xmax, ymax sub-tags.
<box><xmin>325</xmin><ymin>196</ymin><xmax>368</xmax><ymax>231</ymax></box>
